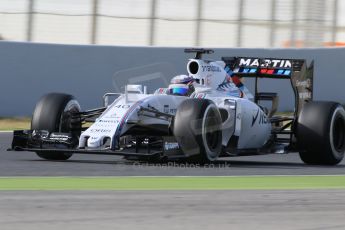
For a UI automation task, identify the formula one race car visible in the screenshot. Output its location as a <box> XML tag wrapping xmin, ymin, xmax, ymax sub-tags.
<box><xmin>9</xmin><ymin>48</ymin><xmax>345</xmax><ymax>165</ymax></box>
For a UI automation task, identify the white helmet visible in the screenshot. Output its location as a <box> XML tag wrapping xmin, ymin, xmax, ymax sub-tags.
<box><xmin>170</xmin><ymin>75</ymin><xmax>194</xmax><ymax>84</ymax></box>
<box><xmin>168</xmin><ymin>75</ymin><xmax>194</xmax><ymax>96</ymax></box>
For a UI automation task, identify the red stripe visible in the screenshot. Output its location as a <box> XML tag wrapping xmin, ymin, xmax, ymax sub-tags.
<box><xmin>232</xmin><ymin>75</ymin><xmax>241</xmax><ymax>85</ymax></box>
<box><xmin>267</xmin><ymin>69</ymin><xmax>274</xmax><ymax>74</ymax></box>
<box><xmin>260</xmin><ymin>69</ymin><xmax>267</xmax><ymax>74</ymax></box>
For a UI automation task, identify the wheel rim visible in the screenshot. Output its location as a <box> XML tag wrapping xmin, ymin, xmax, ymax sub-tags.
<box><xmin>202</xmin><ymin>105</ymin><xmax>222</xmax><ymax>160</ymax></box>
<box><xmin>205</xmin><ymin>111</ymin><xmax>221</xmax><ymax>151</ymax></box>
<box><xmin>332</xmin><ymin>114</ymin><xmax>345</xmax><ymax>152</ymax></box>
<box><xmin>59</xmin><ymin>100</ymin><xmax>81</xmax><ymax>133</ymax></box>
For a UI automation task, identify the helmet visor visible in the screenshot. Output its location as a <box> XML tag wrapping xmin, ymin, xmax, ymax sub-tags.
<box><xmin>170</xmin><ymin>87</ymin><xmax>189</xmax><ymax>96</ymax></box>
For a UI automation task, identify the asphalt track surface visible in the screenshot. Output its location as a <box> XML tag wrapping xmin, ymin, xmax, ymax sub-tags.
<box><xmin>2</xmin><ymin>132</ymin><xmax>345</xmax><ymax>230</ymax></box>
<box><xmin>1</xmin><ymin>190</ymin><xmax>345</xmax><ymax>230</ymax></box>
<box><xmin>1</xmin><ymin>132</ymin><xmax>345</xmax><ymax>176</ymax></box>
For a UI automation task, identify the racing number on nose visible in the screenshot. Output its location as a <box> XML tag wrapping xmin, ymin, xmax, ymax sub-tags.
<box><xmin>114</xmin><ymin>105</ymin><xmax>131</xmax><ymax>109</ymax></box>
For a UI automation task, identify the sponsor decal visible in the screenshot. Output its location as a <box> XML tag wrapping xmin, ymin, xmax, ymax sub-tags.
<box><xmin>251</xmin><ymin>109</ymin><xmax>260</xmax><ymax>126</ymax></box>
<box><xmin>299</xmin><ymin>92</ymin><xmax>312</xmax><ymax>99</ymax></box>
<box><xmin>239</xmin><ymin>58</ymin><xmax>292</xmax><ymax>68</ymax></box>
<box><xmin>98</xmin><ymin>119</ymin><xmax>119</xmax><ymax>124</ymax></box>
<box><xmin>50</xmin><ymin>133</ymin><xmax>69</xmax><ymax>138</ymax></box>
<box><xmin>296</xmin><ymin>79</ymin><xmax>311</xmax><ymax>87</ymax></box>
<box><xmin>114</xmin><ymin>104</ymin><xmax>131</xmax><ymax>109</ymax></box>
<box><xmin>90</xmin><ymin>128</ymin><xmax>112</xmax><ymax>133</ymax></box>
<box><xmin>49</xmin><ymin>133</ymin><xmax>70</xmax><ymax>141</ymax></box>
<box><xmin>201</xmin><ymin>65</ymin><xmax>221</xmax><ymax>72</ymax></box>
<box><xmin>164</xmin><ymin>142</ymin><xmax>180</xmax><ymax>151</ymax></box>
<box><xmin>164</xmin><ymin>105</ymin><xmax>169</xmax><ymax>113</ymax></box>
<box><xmin>194</xmin><ymin>93</ymin><xmax>205</xmax><ymax>99</ymax></box>
<box><xmin>252</xmin><ymin>109</ymin><xmax>268</xmax><ymax>126</ymax></box>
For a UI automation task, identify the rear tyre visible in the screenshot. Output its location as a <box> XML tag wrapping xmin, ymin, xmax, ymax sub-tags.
<box><xmin>296</xmin><ymin>101</ymin><xmax>345</xmax><ymax>165</ymax></box>
<box><xmin>173</xmin><ymin>99</ymin><xmax>222</xmax><ymax>163</ymax></box>
<box><xmin>31</xmin><ymin>93</ymin><xmax>81</xmax><ymax>160</ymax></box>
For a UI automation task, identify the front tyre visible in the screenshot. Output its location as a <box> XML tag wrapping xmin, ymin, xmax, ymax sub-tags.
<box><xmin>31</xmin><ymin>93</ymin><xmax>81</xmax><ymax>160</ymax></box>
<box><xmin>296</xmin><ymin>101</ymin><xmax>345</xmax><ymax>165</ymax></box>
<box><xmin>173</xmin><ymin>99</ymin><xmax>223</xmax><ymax>163</ymax></box>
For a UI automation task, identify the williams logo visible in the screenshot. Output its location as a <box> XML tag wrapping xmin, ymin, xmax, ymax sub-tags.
<box><xmin>201</xmin><ymin>65</ymin><xmax>221</xmax><ymax>72</ymax></box>
<box><xmin>252</xmin><ymin>109</ymin><xmax>268</xmax><ymax>126</ymax></box>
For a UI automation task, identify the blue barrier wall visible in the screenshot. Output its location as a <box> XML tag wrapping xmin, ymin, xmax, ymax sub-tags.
<box><xmin>0</xmin><ymin>41</ymin><xmax>344</xmax><ymax>116</ymax></box>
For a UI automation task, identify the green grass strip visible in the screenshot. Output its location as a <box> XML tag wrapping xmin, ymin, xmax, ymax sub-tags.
<box><xmin>0</xmin><ymin>176</ymin><xmax>345</xmax><ymax>190</ymax></box>
<box><xmin>0</xmin><ymin>117</ymin><xmax>30</xmax><ymax>131</ymax></box>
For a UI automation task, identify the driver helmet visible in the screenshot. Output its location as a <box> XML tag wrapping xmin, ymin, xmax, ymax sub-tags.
<box><xmin>169</xmin><ymin>75</ymin><xmax>194</xmax><ymax>96</ymax></box>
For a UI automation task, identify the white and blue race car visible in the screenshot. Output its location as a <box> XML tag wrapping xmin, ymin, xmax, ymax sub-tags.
<box><xmin>10</xmin><ymin>49</ymin><xmax>345</xmax><ymax>165</ymax></box>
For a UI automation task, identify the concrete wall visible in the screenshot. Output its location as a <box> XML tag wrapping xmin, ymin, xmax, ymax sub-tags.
<box><xmin>1</xmin><ymin>41</ymin><xmax>345</xmax><ymax>116</ymax></box>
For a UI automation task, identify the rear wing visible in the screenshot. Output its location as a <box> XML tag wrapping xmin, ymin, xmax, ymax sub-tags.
<box><xmin>222</xmin><ymin>57</ymin><xmax>314</xmax><ymax>115</ymax></box>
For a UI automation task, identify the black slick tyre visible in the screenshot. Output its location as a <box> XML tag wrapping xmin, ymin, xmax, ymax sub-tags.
<box><xmin>173</xmin><ymin>99</ymin><xmax>222</xmax><ymax>163</ymax></box>
<box><xmin>31</xmin><ymin>93</ymin><xmax>81</xmax><ymax>160</ymax></box>
<box><xmin>296</xmin><ymin>101</ymin><xmax>345</xmax><ymax>165</ymax></box>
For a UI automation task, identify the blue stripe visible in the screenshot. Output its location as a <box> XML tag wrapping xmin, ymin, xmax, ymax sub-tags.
<box><xmin>112</xmin><ymin>99</ymin><xmax>145</xmax><ymax>150</ymax></box>
<box><xmin>284</xmin><ymin>70</ymin><xmax>291</xmax><ymax>75</ymax></box>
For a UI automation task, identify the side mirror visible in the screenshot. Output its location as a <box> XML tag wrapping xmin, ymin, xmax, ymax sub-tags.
<box><xmin>103</xmin><ymin>93</ymin><xmax>121</xmax><ymax>107</ymax></box>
